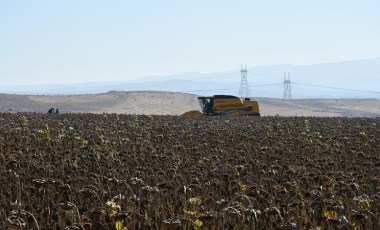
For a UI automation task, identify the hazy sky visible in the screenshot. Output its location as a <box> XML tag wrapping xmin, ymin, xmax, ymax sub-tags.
<box><xmin>1</xmin><ymin>0</ymin><xmax>379</xmax><ymax>86</ymax></box>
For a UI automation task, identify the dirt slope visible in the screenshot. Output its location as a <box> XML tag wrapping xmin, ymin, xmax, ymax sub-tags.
<box><xmin>0</xmin><ymin>91</ymin><xmax>379</xmax><ymax>117</ymax></box>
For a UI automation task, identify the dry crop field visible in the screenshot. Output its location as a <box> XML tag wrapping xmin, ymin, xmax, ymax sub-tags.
<box><xmin>0</xmin><ymin>113</ymin><xmax>379</xmax><ymax>229</ymax></box>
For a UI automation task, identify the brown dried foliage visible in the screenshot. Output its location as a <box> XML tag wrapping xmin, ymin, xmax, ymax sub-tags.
<box><xmin>0</xmin><ymin>113</ymin><xmax>379</xmax><ymax>229</ymax></box>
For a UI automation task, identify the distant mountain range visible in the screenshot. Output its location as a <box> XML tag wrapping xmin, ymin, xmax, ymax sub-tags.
<box><xmin>1</xmin><ymin>57</ymin><xmax>379</xmax><ymax>98</ymax></box>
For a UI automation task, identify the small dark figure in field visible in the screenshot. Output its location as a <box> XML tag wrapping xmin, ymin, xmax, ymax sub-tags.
<box><xmin>56</xmin><ymin>108</ymin><xmax>59</xmax><ymax>114</ymax></box>
<box><xmin>48</xmin><ymin>108</ymin><xmax>54</xmax><ymax>114</ymax></box>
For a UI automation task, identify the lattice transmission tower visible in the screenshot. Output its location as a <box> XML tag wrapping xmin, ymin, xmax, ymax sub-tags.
<box><xmin>283</xmin><ymin>72</ymin><xmax>292</xmax><ymax>99</ymax></box>
<box><xmin>239</xmin><ymin>65</ymin><xmax>251</xmax><ymax>98</ymax></box>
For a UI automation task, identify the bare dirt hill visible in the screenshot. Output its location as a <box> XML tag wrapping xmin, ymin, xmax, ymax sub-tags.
<box><xmin>1</xmin><ymin>91</ymin><xmax>379</xmax><ymax>117</ymax></box>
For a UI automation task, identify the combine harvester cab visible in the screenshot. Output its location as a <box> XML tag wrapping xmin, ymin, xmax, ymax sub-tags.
<box><xmin>182</xmin><ymin>95</ymin><xmax>260</xmax><ymax>117</ymax></box>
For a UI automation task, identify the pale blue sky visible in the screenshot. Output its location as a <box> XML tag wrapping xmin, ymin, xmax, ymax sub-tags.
<box><xmin>1</xmin><ymin>0</ymin><xmax>379</xmax><ymax>86</ymax></box>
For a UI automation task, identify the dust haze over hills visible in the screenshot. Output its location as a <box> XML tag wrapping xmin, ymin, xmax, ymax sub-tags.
<box><xmin>0</xmin><ymin>91</ymin><xmax>379</xmax><ymax>117</ymax></box>
<box><xmin>1</xmin><ymin>58</ymin><xmax>380</xmax><ymax>99</ymax></box>
<box><xmin>1</xmin><ymin>58</ymin><xmax>379</xmax><ymax>116</ymax></box>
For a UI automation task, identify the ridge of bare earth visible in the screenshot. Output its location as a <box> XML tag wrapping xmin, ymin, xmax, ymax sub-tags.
<box><xmin>0</xmin><ymin>91</ymin><xmax>379</xmax><ymax>117</ymax></box>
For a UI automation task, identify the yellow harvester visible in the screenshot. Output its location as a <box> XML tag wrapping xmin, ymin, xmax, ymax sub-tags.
<box><xmin>182</xmin><ymin>95</ymin><xmax>260</xmax><ymax>117</ymax></box>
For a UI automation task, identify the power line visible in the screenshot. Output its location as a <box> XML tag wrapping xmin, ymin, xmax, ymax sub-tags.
<box><xmin>183</xmin><ymin>83</ymin><xmax>282</xmax><ymax>93</ymax></box>
<box><xmin>292</xmin><ymin>82</ymin><xmax>380</xmax><ymax>94</ymax></box>
<box><xmin>183</xmin><ymin>81</ymin><xmax>379</xmax><ymax>95</ymax></box>
<box><xmin>252</xmin><ymin>83</ymin><xmax>282</xmax><ymax>87</ymax></box>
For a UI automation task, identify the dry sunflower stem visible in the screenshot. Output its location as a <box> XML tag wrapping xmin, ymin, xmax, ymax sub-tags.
<box><xmin>0</xmin><ymin>113</ymin><xmax>379</xmax><ymax>229</ymax></box>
